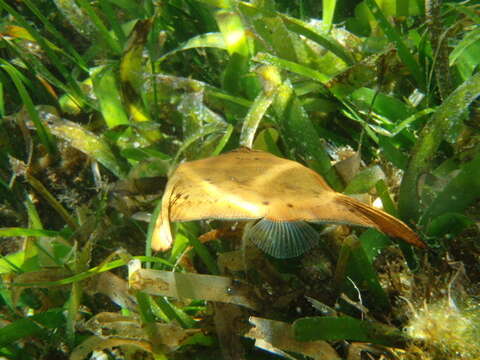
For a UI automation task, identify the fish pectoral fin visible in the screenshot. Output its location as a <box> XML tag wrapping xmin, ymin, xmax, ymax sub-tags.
<box><xmin>246</xmin><ymin>219</ymin><xmax>319</xmax><ymax>259</ymax></box>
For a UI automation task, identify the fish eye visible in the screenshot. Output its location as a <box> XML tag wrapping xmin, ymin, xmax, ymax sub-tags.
<box><xmin>225</xmin><ymin>279</ymin><xmax>242</xmax><ymax>295</ymax></box>
<box><xmin>225</xmin><ymin>286</ymin><xmax>235</xmax><ymax>295</ymax></box>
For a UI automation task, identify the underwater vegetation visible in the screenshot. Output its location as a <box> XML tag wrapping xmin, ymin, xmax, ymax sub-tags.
<box><xmin>0</xmin><ymin>0</ymin><xmax>479</xmax><ymax>359</ymax></box>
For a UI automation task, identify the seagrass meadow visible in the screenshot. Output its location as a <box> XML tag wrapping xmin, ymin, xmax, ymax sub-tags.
<box><xmin>0</xmin><ymin>0</ymin><xmax>479</xmax><ymax>359</ymax></box>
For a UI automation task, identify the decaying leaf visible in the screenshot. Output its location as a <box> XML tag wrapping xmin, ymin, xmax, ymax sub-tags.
<box><xmin>37</xmin><ymin>111</ymin><xmax>128</xmax><ymax>178</ymax></box>
<box><xmin>90</xmin><ymin>272</ymin><xmax>137</xmax><ymax>310</ymax></box>
<box><xmin>128</xmin><ymin>260</ymin><xmax>260</xmax><ymax>310</ymax></box>
<box><xmin>11</xmin><ymin>268</ymin><xmax>71</xmax><ymax>305</ymax></box>
<box><xmin>334</xmin><ymin>149</ymin><xmax>361</xmax><ymax>184</ymax></box>
<box><xmin>85</xmin><ymin>312</ymin><xmax>192</xmax><ymax>348</ymax></box>
<box><xmin>245</xmin><ymin>316</ymin><xmax>340</xmax><ymax>360</ymax></box>
<box><xmin>347</xmin><ymin>343</ymin><xmax>396</xmax><ymax>360</ymax></box>
<box><xmin>70</xmin><ymin>336</ymin><xmax>152</xmax><ymax>360</ymax></box>
<box><xmin>214</xmin><ymin>302</ymin><xmax>247</xmax><ymax>360</ymax></box>
<box><xmin>217</xmin><ymin>250</ymin><xmax>247</xmax><ymax>272</ymax></box>
<box><xmin>153</xmin><ymin>148</ymin><xmax>424</xmax><ymax>258</ymax></box>
<box><xmin>71</xmin><ymin>311</ymin><xmax>196</xmax><ymax>360</ymax></box>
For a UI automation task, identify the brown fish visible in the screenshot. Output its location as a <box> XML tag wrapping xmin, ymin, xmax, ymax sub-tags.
<box><xmin>152</xmin><ymin>148</ymin><xmax>424</xmax><ymax>258</ymax></box>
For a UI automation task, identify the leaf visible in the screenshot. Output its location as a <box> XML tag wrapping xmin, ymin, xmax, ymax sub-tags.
<box><xmin>119</xmin><ymin>19</ymin><xmax>152</xmax><ymax>122</ymax></box>
<box><xmin>91</xmin><ymin>65</ymin><xmax>130</xmax><ymax>128</ymax></box>
<box><xmin>0</xmin><ymin>309</ymin><xmax>65</xmax><ymax>347</ymax></box>
<box><xmin>254</xmin><ymin>52</ymin><xmax>333</xmax><ymax>83</ymax></box>
<box><xmin>127</xmin><ymin>163</ymin><xmax>169</xmax><ymax>182</ymax></box>
<box><xmin>358</xmin><ymin>228</ymin><xmax>392</xmax><ymax>263</ymax></box>
<box><xmin>148</xmin><ymin>73</ymin><xmax>252</xmax><ymax>111</ymax></box>
<box><xmin>293</xmin><ymin>316</ymin><xmax>404</xmax><ymax>345</ymax></box>
<box><xmin>135</xmin><ymin>292</ymin><xmax>164</xmax><ymax>354</ymax></box>
<box><xmin>71</xmin><ymin>336</ymin><xmax>152</xmax><ymax>360</ymax></box>
<box><xmin>420</xmin><ymin>150</ymin><xmax>480</xmax><ymax>227</ymax></box>
<box><xmin>74</xmin><ymin>0</ymin><xmax>122</xmax><ymax>54</ymax></box>
<box><xmin>66</xmin><ymin>281</ymin><xmax>82</xmax><ymax>346</ymax></box>
<box><xmin>40</xmin><ymin>112</ymin><xmax>129</xmax><ymax>179</ymax></box>
<box><xmin>375</xmin><ymin>179</ymin><xmax>398</xmax><ymax>216</ymax></box>
<box><xmin>450</xmin><ymin>26</ymin><xmax>480</xmax><ymax>66</ymax></box>
<box><xmin>151</xmin><ymin>296</ymin><xmax>195</xmax><ymax>329</ymax></box>
<box><xmin>0</xmin><ymin>251</ymin><xmax>28</xmax><ymax>274</ymax></box>
<box><xmin>189</xmin><ymin>0</ymin><xmax>232</xmax><ymax>9</ymax></box>
<box><xmin>253</xmin><ymin>128</ymin><xmax>282</xmax><ymax>156</ymax></box>
<box><xmin>160</xmin><ymin>32</ymin><xmax>226</xmax><ymax>62</ymax></box>
<box><xmin>0</xmin><ymin>228</ymin><xmax>60</xmax><ymax>238</ymax></box>
<box><xmin>344</xmin><ymin>165</ymin><xmax>386</xmax><ymax>194</ymax></box>
<box><xmin>128</xmin><ymin>260</ymin><xmax>260</xmax><ymax>310</ymax></box>
<box><xmin>4</xmin><ymin>25</ymin><xmax>61</xmax><ymax>52</ymax></box>
<box><xmin>453</xmin><ymin>40</ymin><xmax>480</xmax><ymax>80</ymax></box>
<box><xmin>363</xmin><ymin>0</ymin><xmax>425</xmax><ymax>89</ymax></box>
<box><xmin>279</xmin><ymin>13</ymin><xmax>355</xmax><ymax>65</ymax></box>
<box><xmin>271</xmin><ymin>73</ymin><xmax>343</xmax><ymax>190</ymax></box>
<box><xmin>25</xmin><ymin>173</ymin><xmax>78</xmax><ymax>231</ymax></box>
<box><xmin>426</xmin><ymin>213</ymin><xmax>475</xmax><ymax>238</ymax></box>
<box><xmin>0</xmin><ymin>0</ymin><xmax>84</xmax><ymax>99</ymax></box>
<box><xmin>215</xmin><ymin>10</ymin><xmax>250</xmax><ymax>95</ymax></box>
<box><xmin>12</xmin><ymin>268</ymin><xmax>71</xmax><ymax>300</ymax></box>
<box><xmin>210</xmin><ymin>123</ymin><xmax>233</xmax><ymax>156</ymax></box>
<box><xmin>0</xmin><ymin>60</ymin><xmax>56</xmax><ymax>154</ymax></box>
<box><xmin>173</xmin><ymin>122</ymin><xmax>229</xmax><ymax>165</ymax></box>
<box><xmin>12</xmin><ymin>256</ymin><xmax>172</xmax><ymax>288</ymax></box>
<box><xmin>399</xmin><ymin>71</ymin><xmax>480</xmax><ymax>222</ymax></box>
<box><xmin>178</xmin><ymin>223</ymin><xmax>219</xmax><ymax>275</ymax></box>
<box><xmin>240</xmin><ymin>4</ymin><xmax>299</xmax><ymax>62</ymax></box>
<box><xmin>16</xmin><ymin>0</ymin><xmax>88</xmax><ymax>70</ymax></box>
<box><xmin>391</xmin><ymin>108</ymin><xmax>435</xmax><ymax>136</ymax></box>
<box><xmin>334</xmin><ymin>234</ymin><xmax>390</xmax><ymax>311</ymax></box>
<box><xmin>378</xmin><ymin>135</ymin><xmax>408</xmax><ymax>170</ymax></box>
<box><xmin>322</xmin><ymin>0</ymin><xmax>337</xmax><ymax>33</ymax></box>
<box><xmin>239</xmin><ymin>75</ymin><xmax>276</xmax><ymax>148</ymax></box>
<box><xmin>349</xmin><ymin>87</ymin><xmax>414</xmax><ymax>122</ymax></box>
<box><xmin>73</xmin><ymin>311</ymin><xmax>197</xmax><ymax>359</ymax></box>
<box><xmin>92</xmin><ymin>272</ymin><xmax>137</xmax><ymax>310</ymax></box>
<box><xmin>245</xmin><ymin>316</ymin><xmax>340</xmax><ymax>360</ymax></box>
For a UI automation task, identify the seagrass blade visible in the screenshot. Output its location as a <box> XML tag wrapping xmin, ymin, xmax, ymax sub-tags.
<box><xmin>152</xmin><ymin>147</ymin><xmax>424</xmax><ymax>257</ymax></box>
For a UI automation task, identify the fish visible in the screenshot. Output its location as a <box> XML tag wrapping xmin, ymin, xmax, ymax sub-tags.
<box><xmin>152</xmin><ymin>147</ymin><xmax>424</xmax><ymax>258</ymax></box>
